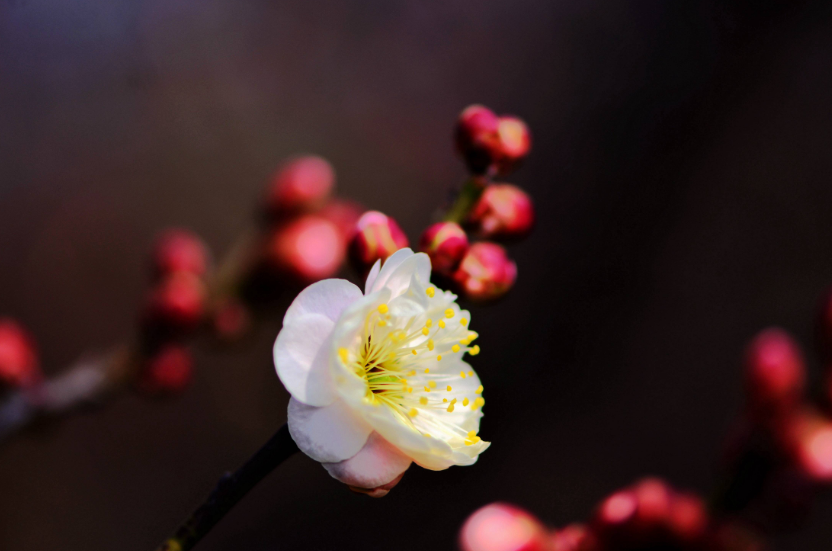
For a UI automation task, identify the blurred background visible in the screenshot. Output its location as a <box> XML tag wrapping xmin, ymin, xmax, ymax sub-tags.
<box><xmin>2</xmin><ymin>0</ymin><xmax>832</xmax><ymax>549</ymax></box>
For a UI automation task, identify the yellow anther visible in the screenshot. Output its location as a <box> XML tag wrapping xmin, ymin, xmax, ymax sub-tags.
<box><xmin>460</xmin><ymin>318</ymin><xmax>468</xmax><ymax>326</ymax></box>
<box><xmin>426</xmin><ymin>287</ymin><xmax>435</xmax><ymax>297</ymax></box>
<box><xmin>407</xmin><ymin>387</ymin><xmax>413</xmax><ymax>393</ymax></box>
<box><xmin>451</xmin><ymin>398</ymin><xmax>457</xmax><ymax>404</ymax></box>
<box><xmin>425</xmin><ymin>319</ymin><xmax>432</xmax><ymax>328</ymax></box>
<box><xmin>460</xmin><ymin>338</ymin><xmax>470</xmax><ymax>345</ymax></box>
<box><xmin>462</xmin><ymin>398</ymin><xmax>470</xmax><ymax>406</ymax></box>
<box><xmin>443</xmin><ymin>398</ymin><xmax>448</xmax><ymax>403</ymax></box>
<box><xmin>378</xmin><ymin>304</ymin><xmax>389</xmax><ymax>314</ymax></box>
<box><xmin>468</xmin><ymin>371</ymin><xmax>474</xmax><ymax>376</ymax></box>
<box><xmin>473</xmin><ymin>397</ymin><xmax>485</xmax><ymax>409</ymax></box>
<box><xmin>469</xmin><ymin>345</ymin><xmax>480</xmax><ymax>356</ymax></box>
<box><xmin>412</xmin><ymin>349</ymin><xmax>417</xmax><ymax>355</ymax></box>
<box><xmin>452</xmin><ymin>345</ymin><xmax>460</xmax><ymax>353</ymax></box>
<box><xmin>467</xmin><ymin>430</ymin><xmax>477</xmax><ymax>438</ymax></box>
<box><xmin>424</xmin><ymin>368</ymin><xmax>430</xmax><ymax>374</ymax></box>
<box><xmin>445</xmin><ymin>308</ymin><xmax>454</xmax><ymax>318</ymax></box>
<box><xmin>427</xmin><ymin>339</ymin><xmax>435</xmax><ymax>351</ymax></box>
<box><xmin>388</xmin><ymin>352</ymin><xmax>396</xmax><ymax>361</ymax></box>
<box><xmin>447</xmin><ymin>385</ymin><xmax>452</xmax><ymax>392</ymax></box>
<box><xmin>422</xmin><ymin>327</ymin><xmax>430</xmax><ymax>336</ymax></box>
<box><xmin>437</xmin><ymin>355</ymin><xmax>442</xmax><ymax>361</ymax></box>
<box><xmin>408</xmin><ymin>408</ymin><xmax>418</xmax><ymax>417</ymax></box>
<box><xmin>460</xmin><ymin>371</ymin><xmax>467</xmax><ymax>378</ymax></box>
<box><xmin>378</xmin><ymin>320</ymin><xmax>387</xmax><ymax>327</ymax></box>
<box><xmin>468</xmin><ymin>331</ymin><xmax>479</xmax><ymax>341</ymax></box>
<box><xmin>338</xmin><ymin>348</ymin><xmax>348</xmax><ymax>363</ymax></box>
<box><xmin>447</xmin><ymin>404</ymin><xmax>455</xmax><ymax>412</ymax></box>
<box><xmin>401</xmin><ymin>379</ymin><xmax>408</xmax><ymax>385</ymax></box>
<box><xmin>424</xmin><ymin>386</ymin><xmax>430</xmax><ymax>392</ymax></box>
<box><xmin>419</xmin><ymin>397</ymin><xmax>428</xmax><ymax>405</ymax></box>
<box><xmin>475</xmin><ymin>385</ymin><xmax>484</xmax><ymax>394</ymax></box>
<box><xmin>409</xmin><ymin>370</ymin><xmax>416</xmax><ymax>376</ymax></box>
<box><xmin>424</xmin><ymin>433</ymin><xmax>431</xmax><ymax>438</ymax></box>
<box><xmin>438</xmin><ymin>320</ymin><xmax>446</xmax><ymax>329</ymax></box>
<box><xmin>465</xmin><ymin>436</ymin><xmax>481</xmax><ymax>446</ymax></box>
<box><xmin>428</xmin><ymin>380</ymin><xmax>437</xmax><ymax>388</ymax></box>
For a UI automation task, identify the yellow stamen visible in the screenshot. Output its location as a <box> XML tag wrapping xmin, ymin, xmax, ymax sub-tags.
<box><xmin>468</xmin><ymin>371</ymin><xmax>474</xmax><ymax>376</ymax></box>
<box><xmin>469</xmin><ymin>345</ymin><xmax>480</xmax><ymax>356</ymax></box>
<box><xmin>427</xmin><ymin>339</ymin><xmax>435</xmax><ymax>351</ymax></box>
<box><xmin>447</xmin><ymin>385</ymin><xmax>452</xmax><ymax>391</ymax></box>
<box><xmin>428</xmin><ymin>380</ymin><xmax>437</xmax><ymax>388</ymax></box>
<box><xmin>462</xmin><ymin>398</ymin><xmax>469</xmax><ymax>406</ymax></box>
<box><xmin>424</xmin><ymin>386</ymin><xmax>430</xmax><ymax>392</ymax></box>
<box><xmin>437</xmin><ymin>355</ymin><xmax>442</xmax><ymax>361</ymax></box>
<box><xmin>412</xmin><ymin>349</ymin><xmax>417</xmax><ymax>355</ymax></box>
<box><xmin>425</xmin><ymin>319</ymin><xmax>432</xmax><ymax>327</ymax></box>
<box><xmin>422</xmin><ymin>327</ymin><xmax>430</xmax><ymax>336</ymax></box>
<box><xmin>460</xmin><ymin>371</ymin><xmax>467</xmax><ymax>378</ymax></box>
<box><xmin>475</xmin><ymin>385</ymin><xmax>483</xmax><ymax>394</ymax></box>
<box><xmin>460</xmin><ymin>318</ymin><xmax>468</xmax><ymax>326</ymax></box>
<box><xmin>419</xmin><ymin>397</ymin><xmax>428</xmax><ymax>405</ymax></box>
<box><xmin>426</xmin><ymin>287</ymin><xmax>435</xmax><ymax>297</ymax></box>
<box><xmin>445</xmin><ymin>308</ymin><xmax>454</xmax><ymax>318</ymax></box>
<box><xmin>447</xmin><ymin>403</ymin><xmax>455</xmax><ymax>412</ymax></box>
<box><xmin>467</xmin><ymin>430</ymin><xmax>477</xmax><ymax>438</ymax></box>
<box><xmin>378</xmin><ymin>320</ymin><xmax>386</xmax><ymax>327</ymax></box>
<box><xmin>338</xmin><ymin>348</ymin><xmax>348</xmax><ymax>363</ymax></box>
<box><xmin>438</xmin><ymin>320</ymin><xmax>446</xmax><ymax>329</ymax></box>
<box><xmin>424</xmin><ymin>368</ymin><xmax>430</xmax><ymax>374</ymax></box>
<box><xmin>408</xmin><ymin>408</ymin><xmax>418</xmax><ymax>417</ymax></box>
<box><xmin>452</xmin><ymin>345</ymin><xmax>460</xmax><ymax>353</ymax></box>
<box><xmin>378</xmin><ymin>304</ymin><xmax>389</xmax><ymax>314</ymax></box>
<box><xmin>443</xmin><ymin>398</ymin><xmax>448</xmax><ymax>403</ymax></box>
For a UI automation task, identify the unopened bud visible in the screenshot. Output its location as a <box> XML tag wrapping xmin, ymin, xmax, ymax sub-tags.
<box><xmin>265</xmin><ymin>156</ymin><xmax>335</xmax><ymax>215</ymax></box>
<box><xmin>419</xmin><ymin>222</ymin><xmax>469</xmax><ymax>274</ymax></box>
<box><xmin>144</xmin><ymin>272</ymin><xmax>206</xmax><ymax>332</ymax></box>
<box><xmin>452</xmin><ymin>242</ymin><xmax>517</xmax><ymax>302</ymax></box>
<box><xmin>744</xmin><ymin>328</ymin><xmax>805</xmax><ymax>416</ymax></box>
<box><xmin>151</xmin><ymin>229</ymin><xmax>209</xmax><ymax>279</ymax></box>
<box><xmin>348</xmin><ymin>211</ymin><xmax>409</xmax><ymax>273</ymax></box>
<box><xmin>266</xmin><ymin>215</ymin><xmax>346</xmax><ymax>283</ymax></box>
<box><xmin>494</xmin><ymin>117</ymin><xmax>531</xmax><ymax>176</ymax></box>
<box><xmin>469</xmin><ymin>184</ymin><xmax>534</xmax><ymax>239</ymax></box>
<box><xmin>459</xmin><ymin>503</ymin><xmax>551</xmax><ymax>551</ymax></box>
<box><xmin>138</xmin><ymin>345</ymin><xmax>194</xmax><ymax>395</ymax></box>
<box><xmin>0</xmin><ymin>319</ymin><xmax>40</xmax><ymax>388</ymax></box>
<box><xmin>551</xmin><ymin>524</ymin><xmax>594</xmax><ymax>551</ymax></box>
<box><xmin>455</xmin><ymin>104</ymin><xmax>502</xmax><ymax>175</ymax></box>
<box><xmin>667</xmin><ymin>492</ymin><xmax>708</xmax><ymax>542</ymax></box>
<box><xmin>781</xmin><ymin>408</ymin><xmax>832</xmax><ymax>483</ymax></box>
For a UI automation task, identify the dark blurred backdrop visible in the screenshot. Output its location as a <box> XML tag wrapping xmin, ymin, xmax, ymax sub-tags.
<box><xmin>3</xmin><ymin>0</ymin><xmax>832</xmax><ymax>549</ymax></box>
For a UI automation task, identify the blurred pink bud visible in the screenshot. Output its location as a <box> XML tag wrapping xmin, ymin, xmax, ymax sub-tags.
<box><xmin>494</xmin><ymin>117</ymin><xmax>532</xmax><ymax>176</ymax></box>
<box><xmin>419</xmin><ymin>222</ymin><xmax>469</xmax><ymax>274</ymax></box>
<box><xmin>152</xmin><ymin>229</ymin><xmax>210</xmax><ymax>279</ymax></box>
<box><xmin>347</xmin><ymin>472</ymin><xmax>405</xmax><ymax>498</ymax></box>
<box><xmin>348</xmin><ymin>211</ymin><xmax>409</xmax><ymax>273</ymax></box>
<box><xmin>0</xmin><ymin>319</ymin><xmax>40</xmax><ymax>388</ymax></box>
<box><xmin>744</xmin><ymin>328</ymin><xmax>805</xmax><ymax>415</ymax></box>
<box><xmin>551</xmin><ymin>524</ymin><xmax>594</xmax><ymax>551</ymax></box>
<box><xmin>594</xmin><ymin>490</ymin><xmax>638</xmax><ymax>533</ymax></box>
<box><xmin>781</xmin><ymin>409</ymin><xmax>832</xmax><ymax>483</ymax></box>
<box><xmin>459</xmin><ymin>503</ymin><xmax>551</xmax><ymax>551</ymax></box>
<box><xmin>139</xmin><ymin>345</ymin><xmax>194</xmax><ymax>395</ymax></box>
<box><xmin>452</xmin><ymin>242</ymin><xmax>517</xmax><ymax>302</ymax></box>
<box><xmin>469</xmin><ymin>184</ymin><xmax>535</xmax><ymax>239</ymax></box>
<box><xmin>145</xmin><ymin>272</ymin><xmax>206</xmax><ymax>332</ymax></box>
<box><xmin>456</xmin><ymin>104</ymin><xmax>502</xmax><ymax>175</ymax></box>
<box><xmin>631</xmin><ymin>478</ymin><xmax>672</xmax><ymax>532</ymax></box>
<box><xmin>318</xmin><ymin>199</ymin><xmax>364</xmax><ymax>243</ymax></box>
<box><xmin>212</xmin><ymin>299</ymin><xmax>252</xmax><ymax>342</ymax></box>
<box><xmin>266</xmin><ymin>215</ymin><xmax>346</xmax><ymax>283</ymax></box>
<box><xmin>265</xmin><ymin>156</ymin><xmax>335</xmax><ymax>215</ymax></box>
<box><xmin>667</xmin><ymin>492</ymin><xmax>708</xmax><ymax>542</ymax></box>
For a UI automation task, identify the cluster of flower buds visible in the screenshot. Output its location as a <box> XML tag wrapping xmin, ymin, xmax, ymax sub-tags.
<box><xmin>0</xmin><ymin>319</ymin><xmax>41</xmax><ymax>389</ymax></box>
<box><xmin>261</xmin><ymin>156</ymin><xmax>361</xmax><ymax>284</ymax></box>
<box><xmin>455</xmin><ymin>105</ymin><xmax>531</xmax><ymax>177</ymax></box>
<box><xmin>137</xmin><ymin>229</ymin><xmax>210</xmax><ymax>394</ymax></box>
<box><xmin>459</xmin><ymin>480</ymin><xmax>765</xmax><ymax>551</ymax></box>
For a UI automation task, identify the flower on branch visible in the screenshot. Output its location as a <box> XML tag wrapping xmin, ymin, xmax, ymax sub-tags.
<box><xmin>274</xmin><ymin>248</ymin><xmax>489</xmax><ymax>493</ymax></box>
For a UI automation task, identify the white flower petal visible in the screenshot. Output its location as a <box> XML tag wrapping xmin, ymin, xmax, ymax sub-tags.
<box><xmin>364</xmin><ymin>259</ymin><xmax>382</xmax><ymax>294</ymax></box>
<box><xmin>284</xmin><ymin>279</ymin><xmax>363</xmax><ymax>325</ymax></box>
<box><xmin>322</xmin><ymin>432</ymin><xmax>412</xmax><ymax>488</ymax></box>
<box><xmin>376</xmin><ymin>252</ymin><xmax>432</xmax><ymax>298</ymax></box>
<box><xmin>274</xmin><ymin>313</ymin><xmax>337</xmax><ymax>406</ymax></box>
<box><xmin>287</xmin><ymin>398</ymin><xmax>373</xmax><ymax>463</ymax></box>
<box><xmin>367</xmin><ymin>247</ymin><xmax>414</xmax><ymax>294</ymax></box>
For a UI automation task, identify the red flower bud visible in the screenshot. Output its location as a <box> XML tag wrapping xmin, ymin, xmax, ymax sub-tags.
<box><xmin>594</xmin><ymin>489</ymin><xmax>638</xmax><ymax>534</ymax></box>
<box><xmin>318</xmin><ymin>199</ymin><xmax>363</xmax><ymax>243</ymax></box>
<box><xmin>152</xmin><ymin>229</ymin><xmax>209</xmax><ymax>279</ymax></box>
<box><xmin>453</xmin><ymin>242</ymin><xmax>517</xmax><ymax>302</ymax></box>
<box><xmin>419</xmin><ymin>222</ymin><xmax>469</xmax><ymax>274</ymax></box>
<box><xmin>138</xmin><ymin>345</ymin><xmax>194</xmax><ymax>395</ymax></box>
<box><xmin>494</xmin><ymin>117</ymin><xmax>531</xmax><ymax>176</ymax></box>
<box><xmin>551</xmin><ymin>524</ymin><xmax>594</xmax><ymax>551</ymax></box>
<box><xmin>0</xmin><ymin>319</ymin><xmax>40</xmax><ymax>388</ymax></box>
<box><xmin>667</xmin><ymin>492</ymin><xmax>708</xmax><ymax>543</ymax></box>
<box><xmin>144</xmin><ymin>272</ymin><xmax>206</xmax><ymax>332</ymax></box>
<box><xmin>459</xmin><ymin>503</ymin><xmax>551</xmax><ymax>551</ymax></box>
<box><xmin>455</xmin><ymin>104</ymin><xmax>502</xmax><ymax>175</ymax></box>
<box><xmin>265</xmin><ymin>156</ymin><xmax>335</xmax><ymax>215</ymax></box>
<box><xmin>348</xmin><ymin>211</ymin><xmax>409</xmax><ymax>273</ymax></box>
<box><xmin>469</xmin><ymin>184</ymin><xmax>535</xmax><ymax>239</ymax></box>
<box><xmin>744</xmin><ymin>328</ymin><xmax>805</xmax><ymax>416</ymax></box>
<box><xmin>631</xmin><ymin>478</ymin><xmax>672</xmax><ymax>532</ymax></box>
<box><xmin>266</xmin><ymin>215</ymin><xmax>346</xmax><ymax>283</ymax></box>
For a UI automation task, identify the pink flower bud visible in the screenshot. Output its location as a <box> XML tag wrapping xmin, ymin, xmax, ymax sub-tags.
<box><xmin>265</xmin><ymin>156</ymin><xmax>335</xmax><ymax>215</ymax></box>
<box><xmin>494</xmin><ymin>117</ymin><xmax>531</xmax><ymax>176</ymax></box>
<box><xmin>266</xmin><ymin>215</ymin><xmax>346</xmax><ymax>283</ymax></box>
<box><xmin>318</xmin><ymin>199</ymin><xmax>364</xmax><ymax>243</ymax></box>
<box><xmin>144</xmin><ymin>272</ymin><xmax>206</xmax><ymax>332</ymax></box>
<box><xmin>151</xmin><ymin>229</ymin><xmax>209</xmax><ymax>279</ymax></box>
<box><xmin>667</xmin><ymin>492</ymin><xmax>708</xmax><ymax>543</ymax></box>
<box><xmin>0</xmin><ymin>319</ymin><xmax>40</xmax><ymax>388</ymax></box>
<box><xmin>348</xmin><ymin>211</ymin><xmax>409</xmax><ymax>273</ymax></box>
<box><xmin>594</xmin><ymin>490</ymin><xmax>638</xmax><ymax>534</ymax></box>
<box><xmin>455</xmin><ymin>104</ymin><xmax>502</xmax><ymax>175</ymax></box>
<box><xmin>138</xmin><ymin>345</ymin><xmax>194</xmax><ymax>395</ymax></box>
<box><xmin>551</xmin><ymin>524</ymin><xmax>594</xmax><ymax>551</ymax></box>
<box><xmin>347</xmin><ymin>471</ymin><xmax>405</xmax><ymax>498</ymax></box>
<box><xmin>469</xmin><ymin>184</ymin><xmax>535</xmax><ymax>239</ymax></box>
<box><xmin>744</xmin><ymin>328</ymin><xmax>805</xmax><ymax>416</ymax></box>
<box><xmin>459</xmin><ymin>503</ymin><xmax>551</xmax><ymax>551</ymax></box>
<box><xmin>781</xmin><ymin>409</ymin><xmax>832</xmax><ymax>483</ymax></box>
<box><xmin>452</xmin><ymin>242</ymin><xmax>517</xmax><ymax>302</ymax></box>
<box><xmin>419</xmin><ymin>222</ymin><xmax>469</xmax><ymax>274</ymax></box>
<box><xmin>631</xmin><ymin>478</ymin><xmax>672</xmax><ymax>532</ymax></box>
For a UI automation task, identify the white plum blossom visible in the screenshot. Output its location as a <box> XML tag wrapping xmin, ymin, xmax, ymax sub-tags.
<box><xmin>274</xmin><ymin>248</ymin><xmax>489</xmax><ymax>490</ymax></box>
